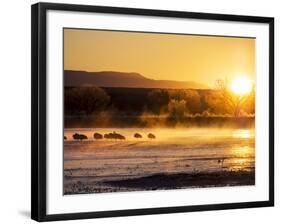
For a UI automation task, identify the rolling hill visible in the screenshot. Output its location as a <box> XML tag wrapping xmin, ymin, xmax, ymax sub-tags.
<box><xmin>64</xmin><ymin>70</ymin><xmax>208</xmax><ymax>89</ymax></box>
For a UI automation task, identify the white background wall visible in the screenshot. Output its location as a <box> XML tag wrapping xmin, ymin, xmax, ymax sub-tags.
<box><xmin>0</xmin><ymin>0</ymin><xmax>279</xmax><ymax>223</ymax></box>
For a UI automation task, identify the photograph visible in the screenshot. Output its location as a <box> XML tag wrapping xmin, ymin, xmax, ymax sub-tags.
<box><xmin>63</xmin><ymin>28</ymin><xmax>256</xmax><ymax>195</ymax></box>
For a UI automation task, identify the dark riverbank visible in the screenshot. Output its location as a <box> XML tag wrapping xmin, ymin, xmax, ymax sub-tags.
<box><xmin>64</xmin><ymin>170</ymin><xmax>255</xmax><ymax>195</ymax></box>
<box><xmin>105</xmin><ymin>170</ymin><xmax>255</xmax><ymax>189</ymax></box>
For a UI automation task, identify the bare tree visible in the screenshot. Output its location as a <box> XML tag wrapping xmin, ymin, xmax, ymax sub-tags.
<box><xmin>215</xmin><ymin>79</ymin><xmax>253</xmax><ymax>117</ymax></box>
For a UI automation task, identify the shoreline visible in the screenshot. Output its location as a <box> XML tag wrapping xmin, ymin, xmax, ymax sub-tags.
<box><xmin>64</xmin><ymin>170</ymin><xmax>255</xmax><ymax>195</ymax></box>
<box><xmin>65</xmin><ymin>116</ymin><xmax>255</xmax><ymax>129</ymax></box>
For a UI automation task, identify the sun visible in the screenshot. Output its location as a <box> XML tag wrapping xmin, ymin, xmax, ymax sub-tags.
<box><xmin>231</xmin><ymin>76</ymin><xmax>252</xmax><ymax>95</ymax></box>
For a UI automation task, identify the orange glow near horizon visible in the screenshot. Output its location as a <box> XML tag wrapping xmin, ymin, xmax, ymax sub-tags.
<box><xmin>64</xmin><ymin>29</ymin><xmax>255</xmax><ymax>87</ymax></box>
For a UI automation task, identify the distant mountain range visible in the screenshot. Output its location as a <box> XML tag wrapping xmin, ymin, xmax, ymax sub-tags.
<box><xmin>64</xmin><ymin>70</ymin><xmax>209</xmax><ymax>89</ymax></box>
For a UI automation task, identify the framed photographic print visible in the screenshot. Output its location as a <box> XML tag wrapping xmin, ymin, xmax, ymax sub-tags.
<box><xmin>31</xmin><ymin>2</ymin><xmax>274</xmax><ymax>222</ymax></box>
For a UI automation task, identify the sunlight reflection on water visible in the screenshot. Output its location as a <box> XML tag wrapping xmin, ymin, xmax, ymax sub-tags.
<box><xmin>232</xmin><ymin>129</ymin><xmax>253</xmax><ymax>139</ymax></box>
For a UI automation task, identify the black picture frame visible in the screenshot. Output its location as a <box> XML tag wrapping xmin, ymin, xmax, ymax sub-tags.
<box><xmin>31</xmin><ymin>2</ymin><xmax>274</xmax><ymax>222</ymax></box>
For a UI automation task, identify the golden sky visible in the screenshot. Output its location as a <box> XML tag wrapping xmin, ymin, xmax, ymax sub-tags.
<box><xmin>64</xmin><ymin>29</ymin><xmax>255</xmax><ymax>87</ymax></box>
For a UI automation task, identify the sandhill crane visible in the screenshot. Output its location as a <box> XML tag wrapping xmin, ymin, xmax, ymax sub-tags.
<box><xmin>104</xmin><ymin>132</ymin><xmax>125</xmax><ymax>140</ymax></box>
<box><xmin>93</xmin><ymin>133</ymin><xmax>103</xmax><ymax>140</ymax></box>
<box><xmin>134</xmin><ymin>133</ymin><xmax>142</xmax><ymax>139</ymax></box>
<box><xmin>73</xmin><ymin>133</ymin><xmax>88</xmax><ymax>141</ymax></box>
<box><xmin>148</xmin><ymin>133</ymin><xmax>156</xmax><ymax>139</ymax></box>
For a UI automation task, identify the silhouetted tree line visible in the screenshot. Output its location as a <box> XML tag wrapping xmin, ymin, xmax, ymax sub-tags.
<box><xmin>64</xmin><ymin>86</ymin><xmax>255</xmax><ymax>117</ymax></box>
<box><xmin>65</xmin><ymin>87</ymin><xmax>110</xmax><ymax>114</ymax></box>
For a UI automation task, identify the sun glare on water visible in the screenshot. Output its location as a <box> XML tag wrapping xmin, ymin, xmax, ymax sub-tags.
<box><xmin>231</xmin><ymin>76</ymin><xmax>252</xmax><ymax>95</ymax></box>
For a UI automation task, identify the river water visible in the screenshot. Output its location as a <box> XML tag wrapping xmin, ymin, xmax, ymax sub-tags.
<box><xmin>64</xmin><ymin>128</ymin><xmax>255</xmax><ymax>183</ymax></box>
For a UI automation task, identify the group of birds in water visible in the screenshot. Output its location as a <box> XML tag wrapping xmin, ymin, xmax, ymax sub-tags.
<box><xmin>64</xmin><ymin>131</ymin><xmax>156</xmax><ymax>141</ymax></box>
